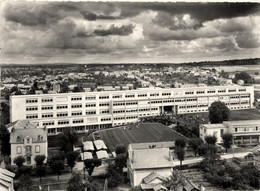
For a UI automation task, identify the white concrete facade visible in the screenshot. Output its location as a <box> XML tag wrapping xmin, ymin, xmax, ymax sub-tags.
<box><xmin>200</xmin><ymin>120</ymin><xmax>260</xmax><ymax>145</ymax></box>
<box><xmin>10</xmin><ymin>85</ymin><xmax>254</xmax><ymax>134</ymax></box>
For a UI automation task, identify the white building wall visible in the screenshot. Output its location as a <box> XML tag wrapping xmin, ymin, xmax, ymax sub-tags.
<box><xmin>10</xmin><ymin>85</ymin><xmax>254</xmax><ymax>134</ymax></box>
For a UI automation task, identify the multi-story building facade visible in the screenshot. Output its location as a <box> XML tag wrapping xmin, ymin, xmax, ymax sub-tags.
<box><xmin>10</xmin><ymin>85</ymin><xmax>254</xmax><ymax>135</ymax></box>
<box><xmin>200</xmin><ymin>120</ymin><xmax>260</xmax><ymax>145</ymax></box>
<box><xmin>8</xmin><ymin>120</ymin><xmax>48</xmax><ymax>165</ymax></box>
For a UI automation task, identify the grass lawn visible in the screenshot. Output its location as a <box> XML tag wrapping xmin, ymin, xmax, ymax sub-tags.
<box><xmin>94</xmin><ymin>123</ymin><xmax>189</xmax><ymax>152</ymax></box>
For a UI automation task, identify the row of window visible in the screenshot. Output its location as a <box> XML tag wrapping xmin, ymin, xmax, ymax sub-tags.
<box><xmin>17</xmin><ymin>145</ymin><xmax>40</xmax><ymax>154</ymax></box>
<box><xmin>114</xmin><ymin>116</ymin><xmax>138</xmax><ymax>120</ymax></box>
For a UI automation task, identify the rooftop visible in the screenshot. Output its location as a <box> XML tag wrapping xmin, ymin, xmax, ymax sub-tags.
<box><xmin>224</xmin><ymin>120</ymin><xmax>260</xmax><ymax>126</ymax></box>
<box><xmin>129</xmin><ymin>147</ymin><xmax>174</xmax><ymax>170</ymax></box>
<box><xmin>200</xmin><ymin>124</ymin><xmax>227</xmax><ymax>129</ymax></box>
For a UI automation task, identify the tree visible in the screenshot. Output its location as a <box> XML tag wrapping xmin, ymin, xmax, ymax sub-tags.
<box><xmin>59</xmin><ymin>127</ymin><xmax>78</xmax><ymax>153</ymax></box>
<box><xmin>115</xmin><ymin>145</ymin><xmax>126</xmax><ymax>155</ymax></box>
<box><xmin>234</xmin><ymin>72</ymin><xmax>253</xmax><ymax>84</ymax></box>
<box><xmin>0</xmin><ymin>124</ymin><xmax>11</xmax><ymax>155</ymax></box>
<box><xmin>35</xmin><ymin>155</ymin><xmax>46</xmax><ymax>166</ymax></box>
<box><xmin>67</xmin><ymin>172</ymin><xmax>85</xmax><ymax>191</ymax></box>
<box><xmin>16</xmin><ymin>174</ymin><xmax>32</xmax><ymax>191</ymax></box>
<box><xmin>1</xmin><ymin>102</ymin><xmax>10</xmax><ymax>125</ymax></box>
<box><xmin>174</xmin><ymin>139</ymin><xmax>186</xmax><ymax>166</ymax></box>
<box><xmin>201</xmin><ymin>144</ymin><xmax>220</xmax><ymax>166</ymax></box>
<box><xmin>209</xmin><ymin>101</ymin><xmax>230</xmax><ymax>124</ymax></box>
<box><xmin>163</xmin><ymin>169</ymin><xmax>186</xmax><ymax>190</ymax></box>
<box><xmin>35</xmin><ymin>155</ymin><xmax>46</xmax><ymax>182</ymax></box>
<box><xmin>84</xmin><ymin>159</ymin><xmax>102</xmax><ymax>176</ymax></box>
<box><xmin>49</xmin><ymin>156</ymin><xmax>65</xmax><ymax>181</ymax></box>
<box><xmin>13</xmin><ymin>156</ymin><xmax>25</xmax><ymax>167</ymax></box>
<box><xmin>66</xmin><ymin>151</ymin><xmax>80</xmax><ymax>172</ymax></box>
<box><xmin>115</xmin><ymin>154</ymin><xmax>127</xmax><ymax>172</ymax></box>
<box><xmin>72</xmin><ymin>86</ymin><xmax>84</xmax><ymax>92</ymax></box>
<box><xmin>35</xmin><ymin>165</ymin><xmax>46</xmax><ymax>182</ymax></box>
<box><xmin>222</xmin><ymin>133</ymin><xmax>233</xmax><ymax>153</ymax></box>
<box><xmin>205</xmin><ymin>135</ymin><xmax>217</xmax><ymax>145</ymax></box>
<box><xmin>106</xmin><ymin>163</ymin><xmax>124</xmax><ymax>188</ymax></box>
<box><xmin>188</xmin><ymin>138</ymin><xmax>204</xmax><ymax>157</ymax></box>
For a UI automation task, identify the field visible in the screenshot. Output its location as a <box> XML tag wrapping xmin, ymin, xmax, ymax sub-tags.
<box><xmin>94</xmin><ymin>123</ymin><xmax>189</xmax><ymax>152</ymax></box>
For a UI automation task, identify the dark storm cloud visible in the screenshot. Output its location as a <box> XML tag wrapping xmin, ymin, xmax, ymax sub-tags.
<box><xmin>236</xmin><ymin>33</ymin><xmax>260</xmax><ymax>49</ymax></box>
<box><xmin>94</xmin><ymin>24</ymin><xmax>135</xmax><ymax>36</ymax></box>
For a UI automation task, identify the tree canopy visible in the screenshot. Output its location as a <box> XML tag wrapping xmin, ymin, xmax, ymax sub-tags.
<box><xmin>209</xmin><ymin>101</ymin><xmax>230</xmax><ymax>124</ymax></box>
<box><xmin>188</xmin><ymin>138</ymin><xmax>204</xmax><ymax>157</ymax></box>
<box><xmin>13</xmin><ymin>156</ymin><xmax>25</xmax><ymax>167</ymax></box>
<box><xmin>205</xmin><ymin>135</ymin><xmax>217</xmax><ymax>145</ymax></box>
<box><xmin>66</xmin><ymin>151</ymin><xmax>80</xmax><ymax>172</ymax></box>
<box><xmin>222</xmin><ymin>133</ymin><xmax>233</xmax><ymax>152</ymax></box>
<box><xmin>84</xmin><ymin>159</ymin><xmax>102</xmax><ymax>176</ymax></box>
<box><xmin>59</xmin><ymin>127</ymin><xmax>78</xmax><ymax>153</ymax></box>
<box><xmin>174</xmin><ymin>139</ymin><xmax>186</xmax><ymax>166</ymax></box>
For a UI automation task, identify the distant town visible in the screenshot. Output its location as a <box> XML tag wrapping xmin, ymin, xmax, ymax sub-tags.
<box><xmin>1</xmin><ymin>58</ymin><xmax>260</xmax><ymax>191</ymax></box>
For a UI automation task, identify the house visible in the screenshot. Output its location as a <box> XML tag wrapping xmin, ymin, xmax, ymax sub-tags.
<box><xmin>7</xmin><ymin>120</ymin><xmax>48</xmax><ymax>165</ymax></box>
<box><xmin>0</xmin><ymin>168</ymin><xmax>15</xmax><ymax>191</ymax></box>
<box><xmin>127</xmin><ymin>143</ymin><xmax>174</xmax><ymax>187</ymax></box>
<box><xmin>200</xmin><ymin>120</ymin><xmax>260</xmax><ymax>145</ymax></box>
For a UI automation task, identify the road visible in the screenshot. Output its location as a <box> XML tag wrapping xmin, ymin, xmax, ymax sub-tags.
<box><xmin>174</xmin><ymin>151</ymin><xmax>251</xmax><ymax>166</ymax></box>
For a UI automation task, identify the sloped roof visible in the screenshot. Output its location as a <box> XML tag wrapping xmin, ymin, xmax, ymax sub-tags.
<box><xmin>153</xmin><ymin>184</ymin><xmax>168</xmax><ymax>191</ymax></box>
<box><xmin>129</xmin><ymin>148</ymin><xmax>174</xmax><ymax>170</ymax></box>
<box><xmin>81</xmin><ymin>152</ymin><xmax>93</xmax><ymax>160</ymax></box>
<box><xmin>143</xmin><ymin>172</ymin><xmax>166</xmax><ymax>184</ymax></box>
<box><xmin>94</xmin><ymin>140</ymin><xmax>108</xmax><ymax>150</ymax></box>
<box><xmin>251</xmin><ymin>144</ymin><xmax>260</xmax><ymax>156</ymax></box>
<box><xmin>83</xmin><ymin>141</ymin><xmax>94</xmax><ymax>151</ymax></box>
<box><xmin>0</xmin><ymin>169</ymin><xmax>15</xmax><ymax>178</ymax></box>
<box><xmin>96</xmin><ymin>150</ymin><xmax>109</xmax><ymax>159</ymax></box>
<box><xmin>8</xmin><ymin>120</ymin><xmax>47</xmax><ymax>143</ymax></box>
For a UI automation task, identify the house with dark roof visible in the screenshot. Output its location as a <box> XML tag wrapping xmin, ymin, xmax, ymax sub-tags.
<box><xmin>127</xmin><ymin>143</ymin><xmax>174</xmax><ymax>187</ymax></box>
<box><xmin>7</xmin><ymin>120</ymin><xmax>48</xmax><ymax>165</ymax></box>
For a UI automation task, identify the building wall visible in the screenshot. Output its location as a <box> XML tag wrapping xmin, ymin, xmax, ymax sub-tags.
<box><xmin>11</xmin><ymin>141</ymin><xmax>47</xmax><ymax>165</ymax></box>
<box><xmin>200</xmin><ymin>120</ymin><xmax>260</xmax><ymax>145</ymax></box>
<box><xmin>132</xmin><ymin>167</ymin><xmax>173</xmax><ymax>187</ymax></box>
<box><xmin>10</xmin><ymin>85</ymin><xmax>254</xmax><ymax>134</ymax></box>
<box><xmin>200</xmin><ymin>125</ymin><xmax>229</xmax><ymax>143</ymax></box>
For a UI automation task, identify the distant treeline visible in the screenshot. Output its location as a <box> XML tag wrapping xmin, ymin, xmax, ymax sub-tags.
<box><xmin>2</xmin><ymin>57</ymin><xmax>259</xmax><ymax>68</ymax></box>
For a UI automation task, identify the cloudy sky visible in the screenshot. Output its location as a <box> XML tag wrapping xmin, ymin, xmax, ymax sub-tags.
<box><xmin>1</xmin><ymin>2</ymin><xmax>260</xmax><ymax>64</ymax></box>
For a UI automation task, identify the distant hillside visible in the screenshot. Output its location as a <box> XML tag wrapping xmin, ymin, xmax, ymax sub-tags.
<box><xmin>1</xmin><ymin>58</ymin><xmax>259</xmax><ymax>68</ymax></box>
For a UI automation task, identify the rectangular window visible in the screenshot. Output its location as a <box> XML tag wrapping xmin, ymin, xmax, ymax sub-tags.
<box><xmin>150</xmin><ymin>93</ymin><xmax>159</xmax><ymax>97</ymax></box>
<box><xmin>56</xmin><ymin>97</ymin><xmax>68</xmax><ymax>102</ymax></box>
<box><xmin>218</xmin><ymin>90</ymin><xmax>226</xmax><ymax>93</ymax></box>
<box><xmin>86</xmin><ymin>96</ymin><xmax>96</xmax><ymax>100</ymax></box>
<box><xmin>58</xmin><ymin>120</ymin><xmax>70</xmax><ymax>125</ymax></box>
<box><xmin>185</xmin><ymin>91</ymin><xmax>194</xmax><ymax>95</ymax></box>
<box><xmin>71</xmin><ymin>111</ymin><xmax>82</xmax><ymax>116</ymax></box>
<box><xmin>138</xmin><ymin>94</ymin><xmax>147</xmax><ymax>97</ymax></box>
<box><xmin>101</xmin><ymin>118</ymin><xmax>111</xmax><ymax>121</ymax></box>
<box><xmin>26</xmin><ymin>106</ymin><xmax>38</xmax><ymax>111</ymax></box>
<box><xmin>42</xmin><ymin>106</ymin><xmax>53</xmax><ymax>110</ymax></box>
<box><xmin>57</xmin><ymin>105</ymin><xmax>68</xmax><ymax>109</ymax></box>
<box><xmin>228</xmin><ymin>89</ymin><xmax>236</xmax><ymax>92</ymax></box>
<box><xmin>57</xmin><ymin>112</ymin><xmax>68</xmax><ymax>117</ymax></box>
<box><xmin>99</xmin><ymin>95</ymin><xmax>109</xmax><ymax>99</ymax></box>
<box><xmin>73</xmin><ymin>119</ymin><xmax>84</xmax><ymax>124</ymax></box>
<box><xmin>112</xmin><ymin>95</ymin><xmax>122</xmax><ymax>99</ymax></box>
<box><xmin>86</xmin><ymin>103</ymin><xmax>96</xmax><ymax>107</ymax></box>
<box><xmin>17</xmin><ymin>146</ymin><xmax>22</xmax><ymax>154</ymax></box>
<box><xmin>42</xmin><ymin>98</ymin><xmax>53</xmax><ymax>103</ymax></box>
<box><xmin>35</xmin><ymin>145</ymin><xmax>40</xmax><ymax>153</ymax></box>
<box><xmin>113</xmin><ymin>102</ymin><xmax>125</xmax><ymax>106</ymax></box>
<box><xmin>239</xmin><ymin>89</ymin><xmax>246</xmax><ymax>92</ymax></box>
<box><xmin>86</xmin><ymin>111</ymin><xmax>96</xmax><ymax>115</ymax></box>
<box><xmin>26</xmin><ymin>114</ymin><xmax>38</xmax><ymax>119</ymax></box>
<box><xmin>71</xmin><ymin>104</ymin><xmax>82</xmax><ymax>108</ymax></box>
<box><xmin>99</xmin><ymin>103</ymin><xmax>109</xmax><ymax>107</ymax></box>
<box><xmin>43</xmin><ymin>121</ymin><xmax>54</xmax><ymax>126</ymax></box>
<box><xmin>125</xmin><ymin>94</ymin><xmax>135</xmax><ymax>98</ymax></box>
<box><xmin>71</xmin><ymin>97</ymin><xmax>82</xmax><ymax>101</ymax></box>
<box><xmin>26</xmin><ymin>99</ymin><xmax>38</xmax><ymax>103</ymax></box>
<box><xmin>162</xmin><ymin>93</ymin><xmax>171</xmax><ymax>96</ymax></box>
<box><xmin>196</xmin><ymin>91</ymin><xmax>205</xmax><ymax>94</ymax></box>
<box><xmin>42</xmin><ymin>113</ymin><xmax>53</xmax><ymax>118</ymax></box>
<box><xmin>207</xmin><ymin>90</ymin><xmax>216</xmax><ymax>94</ymax></box>
<box><xmin>101</xmin><ymin>110</ymin><xmax>109</xmax><ymax>114</ymax></box>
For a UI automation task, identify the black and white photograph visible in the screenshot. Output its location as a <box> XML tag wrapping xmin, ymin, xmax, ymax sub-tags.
<box><xmin>0</xmin><ymin>1</ymin><xmax>260</xmax><ymax>191</ymax></box>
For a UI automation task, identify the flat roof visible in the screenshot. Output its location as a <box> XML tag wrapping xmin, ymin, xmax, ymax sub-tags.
<box><xmin>9</xmin><ymin>85</ymin><xmax>252</xmax><ymax>98</ymax></box>
<box><xmin>200</xmin><ymin>124</ymin><xmax>227</xmax><ymax>129</ymax></box>
<box><xmin>224</xmin><ymin>120</ymin><xmax>260</xmax><ymax>125</ymax></box>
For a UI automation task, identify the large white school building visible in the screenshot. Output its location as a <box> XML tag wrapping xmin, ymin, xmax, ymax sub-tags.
<box><xmin>10</xmin><ymin>85</ymin><xmax>254</xmax><ymax>135</ymax></box>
